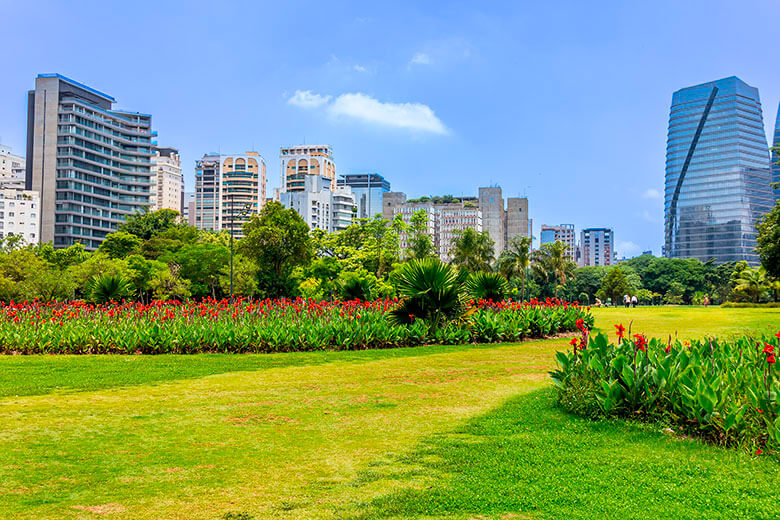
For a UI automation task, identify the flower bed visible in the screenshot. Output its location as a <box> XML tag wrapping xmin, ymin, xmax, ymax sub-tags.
<box><xmin>0</xmin><ymin>297</ymin><xmax>591</xmax><ymax>354</ymax></box>
<box><xmin>551</xmin><ymin>322</ymin><xmax>780</xmax><ymax>453</ymax></box>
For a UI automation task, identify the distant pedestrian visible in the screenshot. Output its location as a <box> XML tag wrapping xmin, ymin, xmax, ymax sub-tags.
<box><xmin>624</xmin><ymin>294</ymin><xmax>630</xmax><ymax>308</ymax></box>
<box><xmin>703</xmin><ymin>295</ymin><xmax>710</xmax><ymax>307</ymax></box>
<box><xmin>631</xmin><ymin>295</ymin><xmax>638</xmax><ymax>308</ymax></box>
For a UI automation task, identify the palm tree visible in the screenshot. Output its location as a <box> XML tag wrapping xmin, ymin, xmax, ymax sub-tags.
<box><xmin>450</xmin><ymin>228</ymin><xmax>495</xmax><ymax>272</ymax></box>
<box><xmin>532</xmin><ymin>241</ymin><xmax>576</xmax><ymax>295</ymax></box>
<box><xmin>464</xmin><ymin>271</ymin><xmax>509</xmax><ymax>302</ymax></box>
<box><xmin>388</xmin><ymin>258</ymin><xmax>463</xmax><ymax>331</ymax></box>
<box><xmin>735</xmin><ymin>266</ymin><xmax>766</xmax><ymax>303</ymax></box>
<box><xmin>497</xmin><ymin>236</ymin><xmax>532</xmax><ymax>300</ymax></box>
<box><xmin>85</xmin><ymin>274</ymin><xmax>135</xmax><ymax>303</ymax></box>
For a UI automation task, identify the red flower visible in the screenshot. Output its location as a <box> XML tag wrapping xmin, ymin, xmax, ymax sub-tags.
<box><xmin>570</xmin><ymin>337</ymin><xmax>579</xmax><ymax>346</ymax></box>
<box><xmin>768</xmin><ymin>355</ymin><xmax>776</xmax><ymax>365</ymax></box>
<box><xmin>763</xmin><ymin>343</ymin><xmax>775</xmax><ymax>355</ymax></box>
<box><xmin>633</xmin><ymin>334</ymin><xmax>647</xmax><ymax>352</ymax></box>
<box><xmin>575</xmin><ymin>318</ymin><xmax>586</xmax><ymax>332</ymax></box>
<box><xmin>614</xmin><ymin>323</ymin><xmax>625</xmax><ymax>341</ymax></box>
<box><xmin>756</xmin><ymin>449</ymin><xmax>763</xmax><ymax>455</ymax></box>
<box><xmin>664</xmin><ymin>344</ymin><xmax>671</xmax><ymax>354</ymax></box>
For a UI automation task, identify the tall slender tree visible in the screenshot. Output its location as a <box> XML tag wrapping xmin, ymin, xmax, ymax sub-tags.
<box><xmin>532</xmin><ymin>241</ymin><xmax>577</xmax><ymax>295</ymax></box>
<box><xmin>497</xmin><ymin>235</ymin><xmax>532</xmax><ymax>300</ymax></box>
<box><xmin>450</xmin><ymin>228</ymin><xmax>495</xmax><ymax>272</ymax></box>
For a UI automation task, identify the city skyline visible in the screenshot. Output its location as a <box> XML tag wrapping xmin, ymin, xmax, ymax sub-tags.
<box><xmin>1</xmin><ymin>1</ymin><xmax>779</xmax><ymax>257</ymax></box>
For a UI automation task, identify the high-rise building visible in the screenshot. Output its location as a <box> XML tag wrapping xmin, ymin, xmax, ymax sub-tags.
<box><xmin>0</xmin><ymin>189</ymin><xmax>40</xmax><ymax>244</ymax></box>
<box><xmin>383</xmin><ymin>188</ymin><xmax>528</xmax><ymax>261</ymax></box>
<box><xmin>0</xmin><ymin>145</ymin><xmax>25</xmax><ymax>179</ymax></box>
<box><xmin>664</xmin><ymin>76</ymin><xmax>774</xmax><ymax>265</ymax></box>
<box><xmin>279</xmin><ymin>145</ymin><xmax>335</xmax><ymax>193</ymax></box>
<box><xmin>194</xmin><ymin>154</ymin><xmax>220</xmax><ymax>231</ymax></box>
<box><xmin>337</xmin><ymin>173</ymin><xmax>390</xmax><ymax>219</ymax></box>
<box><xmin>194</xmin><ymin>152</ymin><xmax>267</xmax><ymax>238</ymax></box>
<box><xmin>0</xmin><ymin>145</ymin><xmax>27</xmax><ymax>190</ymax></box>
<box><xmin>772</xmin><ymin>101</ymin><xmax>780</xmax><ymax>200</ymax></box>
<box><xmin>150</xmin><ymin>147</ymin><xmax>183</xmax><ymax>212</ymax></box>
<box><xmin>279</xmin><ymin>174</ymin><xmax>355</xmax><ymax>232</ymax></box>
<box><xmin>505</xmin><ymin>197</ymin><xmax>530</xmax><ymax>246</ymax></box>
<box><xmin>540</xmin><ymin>224</ymin><xmax>576</xmax><ymax>260</ymax></box>
<box><xmin>478</xmin><ymin>187</ymin><xmax>505</xmax><ymax>252</ymax></box>
<box><xmin>26</xmin><ymin>74</ymin><xmax>155</xmax><ymax>249</ymax></box>
<box><xmin>182</xmin><ymin>191</ymin><xmax>195</xmax><ymax>226</ymax></box>
<box><xmin>221</xmin><ymin>152</ymin><xmax>266</xmax><ymax>239</ymax></box>
<box><xmin>580</xmin><ymin>227</ymin><xmax>614</xmax><ymax>267</ymax></box>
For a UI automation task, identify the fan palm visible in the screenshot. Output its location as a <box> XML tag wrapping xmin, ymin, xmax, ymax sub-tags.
<box><xmin>450</xmin><ymin>228</ymin><xmax>495</xmax><ymax>272</ymax></box>
<box><xmin>532</xmin><ymin>241</ymin><xmax>577</xmax><ymax>293</ymax></box>
<box><xmin>464</xmin><ymin>271</ymin><xmax>509</xmax><ymax>302</ymax></box>
<box><xmin>388</xmin><ymin>258</ymin><xmax>463</xmax><ymax>331</ymax></box>
<box><xmin>497</xmin><ymin>236</ymin><xmax>532</xmax><ymax>300</ymax></box>
<box><xmin>84</xmin><ymin>274</ymin><xmax>135</xmax><ymax>303</ymax></box>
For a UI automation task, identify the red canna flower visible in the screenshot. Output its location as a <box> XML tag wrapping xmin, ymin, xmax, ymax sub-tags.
<box><xmin>756</xmin><ymin>449</ymin><xmax>763</xmax><ymax>455</ymax></box>
<box><xmin>614</xmin><ymin>323</ymin><xmax>625</xmax><ymax>341</ymax></box>
<box><xmin>633</xmin><ymin>334</ymin><xmax>647</xmax><ymax>352</ymax></box>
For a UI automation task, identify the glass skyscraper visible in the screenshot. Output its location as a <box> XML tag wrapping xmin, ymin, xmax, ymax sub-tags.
<box><xmin>772</xmin><ymin>101</ymin><xmax>780</xmax><ymax>200</ymax></box>
<box><xmin>337</xmin><ymin>173</ymin><xmax>390</xmax><ymax>219</ymax></box>
<box><xmin>664</xmin><ymin>76</ymin><xmax>774</xmax><ymax>265</ymax></box>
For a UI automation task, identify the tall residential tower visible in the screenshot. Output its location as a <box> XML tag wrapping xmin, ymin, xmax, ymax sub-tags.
<box><xmin>25</xmin><ymin>74</ymin><xmax>155</xmax><ymax>249</ymax></box>
<box><xmin>664</xmin><ymin>76</ymin><xmax>774</xmax><ymax>265</ymax></box>
<box><xmin>193</xmin><ymin>152</ymin><xmax>266</xmax><ymax>238</ymax></box>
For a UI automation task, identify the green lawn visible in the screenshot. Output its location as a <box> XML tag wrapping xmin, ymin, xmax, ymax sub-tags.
<box><xmin>0</xmin><ymin>307</ymin><xmax>778</xmax><ymax>519</ymax></box>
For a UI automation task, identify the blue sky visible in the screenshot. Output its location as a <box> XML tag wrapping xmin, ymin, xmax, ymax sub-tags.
<box><xmin>1</xmin><ymin>0</ymin><xmax>779</xmax><ymax>257</ymax></box>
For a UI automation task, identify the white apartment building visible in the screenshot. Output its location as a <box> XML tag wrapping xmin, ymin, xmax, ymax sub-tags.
<box><xmin>0</xmin><ymin>189</ymin><xmax>40</xmax><ymax>244</ymax></box>
<box><xmin>279</xmin><ymin>174</ymin><xmax>355</xmax><ymax>232</ymax></box>
<box><xmin>151</xmin><ymin>147</ymin><xmax>184</xmax><ymax>212</ymax></box>
<box><xmin>0</xmin><ymin>145</ymin><xmax>26</xmax><ymax>189</ymax></box>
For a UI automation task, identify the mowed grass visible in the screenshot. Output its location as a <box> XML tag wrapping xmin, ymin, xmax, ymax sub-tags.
<box><xmin>591</xmin><ymin>305</ymin><xmax>780</xmax><ymax>340</ymax></box>
<box><xmin>0</xmin><ymin>306</ymin><xmax>778</xmax><ymax>519</ymax></box>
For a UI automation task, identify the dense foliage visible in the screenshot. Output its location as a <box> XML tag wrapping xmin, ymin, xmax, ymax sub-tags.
<box><xmin>551</xmin><ymin>323</ymin><xmax>780</xmax><ymax>453</ymax></box>
<box><xmin>0</xmin><ymin>297</ymin><xmax>591</xmax><ymax>354</ymax></box>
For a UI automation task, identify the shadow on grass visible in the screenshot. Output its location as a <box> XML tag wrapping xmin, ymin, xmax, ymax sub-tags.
<box><xmin>351</xmin><ymin>388</ymin><xmax>779</xmax><ymax>520</ymax></box>
<box><xmin>0</xmin><ymin>341</ymin><xmax>528</xmax><ymax>398</ymax></box>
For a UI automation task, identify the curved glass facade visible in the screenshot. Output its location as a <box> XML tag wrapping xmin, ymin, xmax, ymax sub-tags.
<box><xmin>664</xmin><ymin>76</ymin><xmax>774</xmax><ymax>265</ymax></box>
<box><xmin>772</xmin><ymin>102</ymin><xmax>780</xmax><ymax>199</ymax></box>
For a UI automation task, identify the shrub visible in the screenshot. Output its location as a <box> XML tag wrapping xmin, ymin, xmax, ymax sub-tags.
<box><xmin>720</xmin><ymin>302</ymin><xmax>780</xmax><ymax>308</ymax></box>
<box><xmin>389</xmin><ymin>258</ymin><xmax>464</xmax><ymax>331</ymax></box>
<box><xmin>464</xmin><ymin>272</ymin><xmax>509</xmax><ymax>302</ymax></box>
<box><xmin>84</xmin><ymin>274</ymin><xmax>135</xmax><ymax>303</ymax></box>
<box><xmin>551</xmin><ymin>325</ymin><xmax>780</xmax><ymax>452</ymax></box>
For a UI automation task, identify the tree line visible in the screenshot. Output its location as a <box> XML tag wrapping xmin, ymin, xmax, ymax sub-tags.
<box><xmin>0</xmin><ymin>198</ymin><xmax>777</xmax><ymax>304</ymax></box>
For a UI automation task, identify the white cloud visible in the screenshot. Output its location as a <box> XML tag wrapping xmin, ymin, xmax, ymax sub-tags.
<box><xmin>328</xmin><ymin>93</ymin><xmax>448</xmax><ymax>134</ymax></box>
<box><xmin>287</xmin><ymin>90</ymin><xmax>331</xmax><ymax>108</ymax></box>
<box><xmin>353</xmin><ymin>64</ymin><xmax>368</xmax><ymax>73</ymax></box>
<box><xmin>409</xmin><ymin>52</ymin><xmax>432</xmax><ymax>66</ymax></box>
<box><xmin>641</xmin><ymin>188</ymin><xmax>662</xmax><ymax>200</ymax></box>
<box><xmin>289</xmin><ymin>89</ymin><xmax>449</xmax><ymax>135</ymax></box>
<box><xmin>616</xmin><ymin>240</ymin><xmax>642</xmax><ymax>259</ymax></box>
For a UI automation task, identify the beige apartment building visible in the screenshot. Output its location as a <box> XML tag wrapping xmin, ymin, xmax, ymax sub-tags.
<box><xmin>279</xmin><ymin>145</ymin><xmax>336</xmax><ymax>193</ymax></box>
<box><xmin>150</xmin><ymin>147</ymin><xmax>184</xmax><ymax>212</ymax></box>
<box><xmin>194</xmin><ymin>152</ymin><xmax>266</xmax><ymax>238</ymax></box>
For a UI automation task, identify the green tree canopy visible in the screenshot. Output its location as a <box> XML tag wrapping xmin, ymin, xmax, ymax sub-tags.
<box><xmin>756</xmin><ymin>201</ymin><xmax>780</xmax><ymax>279</ymax></box>
<box><xmin>239</xmin><ymin>201</ymin><xmax>313</xmax><ymax>297</ymax></box>
<box><xmin>450</xmin><ymin>228</ymin><xmax>495</xmax><ymax>272</ymax></box>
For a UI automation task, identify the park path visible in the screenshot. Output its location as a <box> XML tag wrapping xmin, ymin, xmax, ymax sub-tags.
<box><xmin>0</xmin><ymin>339</ymin><xmax>564</xmax><ymax>520</ymax></box>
